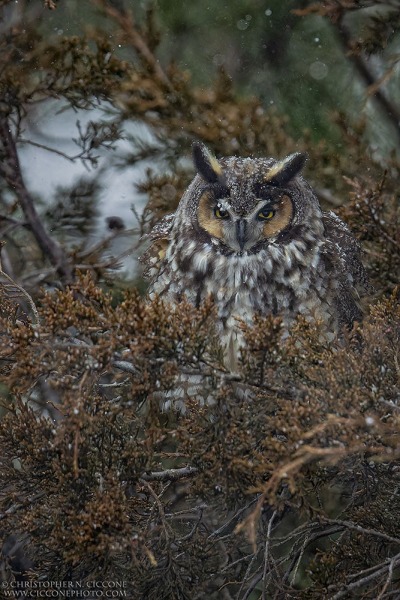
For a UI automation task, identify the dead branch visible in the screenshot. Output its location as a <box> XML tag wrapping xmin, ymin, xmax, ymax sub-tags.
<box><xmin>141</xmin><ymin>466</ymin><xmax>198</xmax><ymax>482</ymax></box>
<box><xmin>261</xmin><ymin>510</ymin><xmax>278</xmax><ymax>599</ymax></box>
<box><xmin>0</xmin><ymin>116</ymin><xmax>74</xmax><ymax>284</ymax></box>
<box><xmin>0</xmin><ymin>492</ymin><xmax>46</xmax><ymax>522</ymax></box>
<box><xmin>0</xmin><ymin>267</ymin><xmax>40</xmax><ymax>324</ymax></box>
<box><xmin>321</xmin><ymin>517</ymin><xmax>400</xmax><ymax>546</ymax></box>
<box><xmin>208</xmin><ymin>497</ymin><xmax>259</xmax><ymax>540</ymax></box>
<box><xmin>329</xmin><ymin>552</ymin><xmax>400</xmax><ymax>600</ymax></box>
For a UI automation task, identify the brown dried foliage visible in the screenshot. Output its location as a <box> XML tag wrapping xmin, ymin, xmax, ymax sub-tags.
<box><xmin>0</xmin><ymin>1</ymin><xmax>400</xmax><ymax>598</ymax></box>
<box><xmin>0</xmin><ymin>274</ymin><xmax>399</xmax><ymax>598</ymax></box>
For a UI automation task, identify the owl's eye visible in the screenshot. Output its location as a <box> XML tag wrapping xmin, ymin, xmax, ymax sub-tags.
<box><xmin>257</xmin><ymin>206</ymin><xmax>275</xmax><ymax>221</ymax></box>
<box><xmin>214</xmin><ymin>206</ymin><xmax>230</xmax><ymax>220</ymax></box>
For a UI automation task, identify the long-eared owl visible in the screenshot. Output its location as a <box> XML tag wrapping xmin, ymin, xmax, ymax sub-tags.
<box><xmin>142</xmin><ymin>143</ymin><xmax>368</xmax><ymax>371</ymax></box>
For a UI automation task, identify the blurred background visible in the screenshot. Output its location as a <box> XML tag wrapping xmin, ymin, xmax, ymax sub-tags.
<box><xmin>0</xmin><ymin>0</ymin><xmax>399</xmax><ymax>288</ymax></box>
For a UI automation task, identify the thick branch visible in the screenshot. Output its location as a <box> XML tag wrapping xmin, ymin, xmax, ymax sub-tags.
<box><xmin>0</xmin><ymin>117</ymin><xmax>73</xmax><ymax>284</ymax></box>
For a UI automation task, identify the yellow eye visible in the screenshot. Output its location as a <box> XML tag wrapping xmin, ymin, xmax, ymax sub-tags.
<box><xmin>257</xmin><ymin>207</ymin><xmax>275</xmax><ymax>221</ymax></box>
<box><xmin>214</xmin><ymin>206</ymin><xmax>229</xmax><ymax>220</ymax></box>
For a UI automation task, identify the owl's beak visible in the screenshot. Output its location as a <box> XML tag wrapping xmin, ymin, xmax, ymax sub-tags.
<box><xmin>236</xmin><ymin>219</ymin><xmax>247</xmax><ymax>251</ymax></box>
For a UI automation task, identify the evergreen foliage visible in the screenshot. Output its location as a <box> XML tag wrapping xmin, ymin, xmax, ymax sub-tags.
<box><xmin>0</xmin><ymin>1</ymin><xmax>400</xmax><ymax>598</ymax></box>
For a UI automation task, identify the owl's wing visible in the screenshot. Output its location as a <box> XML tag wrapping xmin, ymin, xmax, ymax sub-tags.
<box><xmin>322</xmin><ymin>211</ymin><xmax>369</xmax><ymax>289</ymax></box>
<box><xmin>322</xmin><ymin>210</ymin><xmax>370</xmax><ymax>326</ymax></box>
<box><xmin>139</xmin><ymin>213</ymin><xmax>175</xmax><ymax>280</ymax></box>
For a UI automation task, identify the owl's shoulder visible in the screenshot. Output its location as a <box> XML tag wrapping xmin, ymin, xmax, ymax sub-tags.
<box><xmin>322</xmin><ymin>210</ymin><xmax>359</xmax><ymax>250</ymax></box>
<box><xmin>144</xmin><ymin>213</ymin><xmax>175</xmax><ymax>241</ymax></box>
<box><xmin>140</xmin><ymin>213</ymin><xmax>175</xmax><ymax>280</ymax></box>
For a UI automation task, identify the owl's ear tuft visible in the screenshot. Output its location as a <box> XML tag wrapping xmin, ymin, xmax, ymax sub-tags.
<box><xmin>265</xmin><ymin>152</ymin><xmax>308</xmax><ymax>186</ymax></box>
<box><xmin>192</xmin><ymin>142</ymin><xmax>223</xmax><ymax>184</ymax></box>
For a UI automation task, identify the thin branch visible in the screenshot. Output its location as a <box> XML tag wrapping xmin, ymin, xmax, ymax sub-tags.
<box><xmin>0</xmin><ymin>267</ymin><xmax>40</xmax><ymax>324</ymax></box>
<box><xmin>208</xmin><ymin>497</ymin><xmax>259</xmax><ymax>540</ymax></box>
<box><xmin>177</xmin><ymin>505</ymin><xmax>204</xmax><ymax>543</ymax></box>
<box><xmin>93</xmin><ymin>0</ymin><xmax>174</xmax><ymax>91</ymax></box>
<box><xmin>0</xmin><ymin>117</ymin><xmax>74</xmax><ymax>284</ymax></box>
<box><xmin>241</xmin><ymin>572</ymin><xmax>263</xmax><ymax>600</ymax></box>
<box><xmin>112</xmin><ymin>360</ymin><xmax>141</xmax><ymax>376</ymax></box>
<box><xmin>330</xmin><ymin>552</ymin><xmax>400</xmax><ymax>600</ymax></box>
<box><xmin>97</xmin><ymin>378</ymin><xmax>130</xmax><ymax>388</ymax></box>
<box><xmin>18</xmin><ymin>138</ymin><xmax>103</xmax><ymax>170</ymax></box>
<box><xmin>366</xmin><ymin>200</ymin><xmax>400</xmax><ymax>250</ymax></box>
<box><xmin>0</xmin><ymin>215</ymin><xmax>29</xmax><ymax>228</ymax></box>
<box><xmin>221</xmin><ymin>553</ymin><xmax>255</xmax><ymax>574</ymax></box>
<box><xmin>321</xmin><ymin>517</ymin><xmax>400</xmax><ymax>546</ymax></box>
<box><xmin>282</xmin><ymin>525</ymin><xmax>344</xmax><ymax>584</ymax></box>
<box><xmin>377</xmin><ymin>556</ymin><xmax>396</xmax><ymax>600</ymax></box>
<box><xmin>17</xmin><ymin>138</ymin><xmax>86</xmax><ymax>162</ymax></box>
<box><xmin>0</xmin><ymin>492</ymin><xmax>46</xmax><ymax>521</ymax></box>
<box><xmin>261</xmin><ymin>510</ymin><xmax>278</xmax><ymax>600</ymax></box>
<box><xmin>140</xmin><ymin>466</ymin><xmax>198</xmax><ymax>482</ymax></box>
<box><xmin>238</xmin><ymin>547</ymin><xmax>263</xmax><ymax>600</ymax></box>
<box><xmin>141</xmin><ymin>480</ymin><xmax>171</xmax><ymax>544</ymax></box>
<box><xmin>289</xmin><ymin>531</ymin><xmax>310</xmax><ymax>587</ymax></box>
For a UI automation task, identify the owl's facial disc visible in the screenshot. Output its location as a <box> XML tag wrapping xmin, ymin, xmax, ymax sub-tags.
<box><xmin>197</xmin><ymin>191</ymin><xmax>294</xmax><ymax>253</ymax></box>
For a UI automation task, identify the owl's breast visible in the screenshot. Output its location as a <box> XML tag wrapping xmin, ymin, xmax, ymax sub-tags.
<box><xmin>151</xmin><ymin>237</ymin><xmax>339</xmax><ymax>334</ymax></box>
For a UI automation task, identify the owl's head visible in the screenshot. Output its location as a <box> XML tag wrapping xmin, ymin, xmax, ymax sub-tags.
<box><xmin>183</xmin><ymin>142</ymin><xmax>320</xmax><ymax>255</ymax></box>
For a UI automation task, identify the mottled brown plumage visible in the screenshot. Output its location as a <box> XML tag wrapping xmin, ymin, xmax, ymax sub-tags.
<box><xmin>141</xmin><ymin>143</ymin><xmax>368</xmax><ymax>371</ymax></box>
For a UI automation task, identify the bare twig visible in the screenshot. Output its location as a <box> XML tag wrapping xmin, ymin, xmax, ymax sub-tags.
<box><xmin>112</xmin><ymin>360</ymin><xmax>140</xmax><ymax>376</ymax></box>
<box><xmin>220</xmin><ymin>552</ymin><xmax>255</xmax><ymax>574</ymax></box>
<box><xmin>0</xmin><ymin>492</ymin><xmax>46</xmax><ymax>521</ymax></box>
<box><xmin>141</xmin><ymin>480</ymin><xmax>171</xmax><ymax>546</ymax></box>
<box><xmin>0</xmin><ymin>267</ymin><xmax>40</xmax><ymax>324</ymax></box>
<box><xmin>18</xmin><ymin>137</ymin><xmax>89</xmax><ymax>163</ymax></box>
<box><xmin>208</xmin><ymin>497</ymin><xmax>259</xmax><ymax>540</ymax></box>
<box><xmin>0</xmin><ymin>215</ymin><xmax>28</xmax><ymax>228</ymax></box>
<box><xmin>321</xmin><ymin>517</ymin><xmax>400</xmax><ymax>546</ymax></box>
<box><xmin>177</xmin><ymin>505</ymin><xmax>204</xmax><ymax>543</ymax></box>
<box><xmin>377</xmin><ymin>555</ymin><xmax>396</xmax><ymax>600</ymax></box>
<box><xmin>141</xmin><ymin>466</ymin><xmax>198</xmax><ymax>482</ymax></box>
<box><xmin>282</xmin><ymin>525</ymin><xmax>343</xmax><ymax>584</ymax></box>
<box><xmin>330</xmin><ymin>552</ymin><xmax>400</xmax><ymax>600</ymax></box>
<box><xmin>261</xmin><ymin>510</ymin><xmax>278</xmax><ymax>599</ymax></box>
<box><xmin>97</xmin><ymin>378</ymin><xmax>130</xmax><ymax>388</ymax></box>
<box><xmin>289</xmin><ymin>531</ymin><xmax>309</xmax><ymax>587</ymax></box>
<box><xmin>366</xmin><ymin>200</ymin><xmax>400</xmax><ymax>250</ymax></box>
<box><xmin>238</xmin><ymin>546</ymin><xmax>263</xmax><ymax>600</ymax></box>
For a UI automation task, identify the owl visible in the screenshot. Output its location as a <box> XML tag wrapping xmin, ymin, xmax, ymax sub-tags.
<box><xmin>141</xmin><ymin>143</ymin><xmax>368</xmax><ymax>371</ymax></box>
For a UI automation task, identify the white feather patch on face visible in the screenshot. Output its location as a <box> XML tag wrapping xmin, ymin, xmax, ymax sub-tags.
<box><xmin>216</xmin><ymin>199</ymin><xmax>231</xmax><ymax>212</ymax></box>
